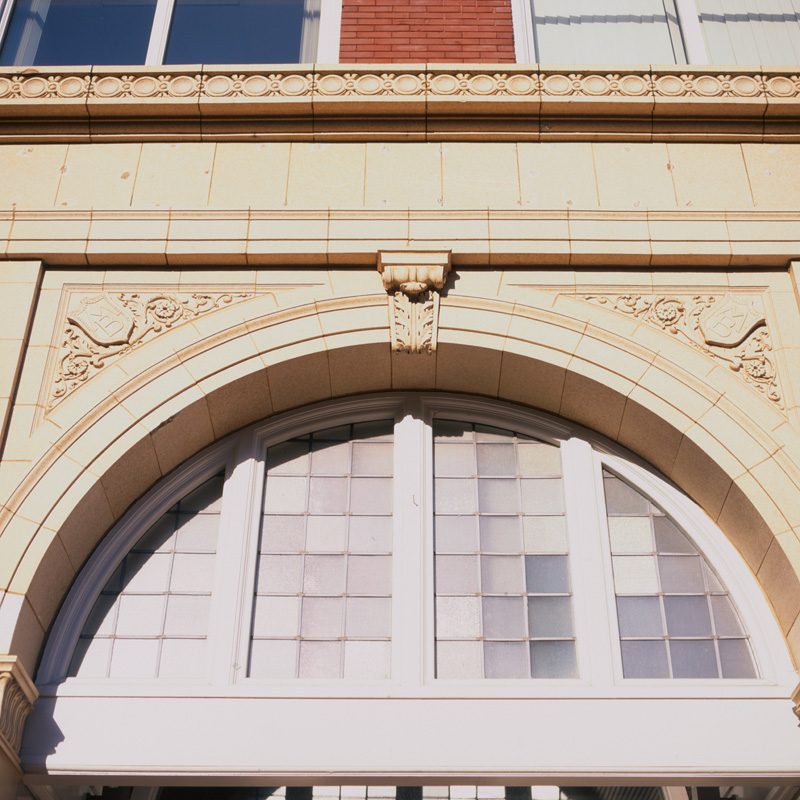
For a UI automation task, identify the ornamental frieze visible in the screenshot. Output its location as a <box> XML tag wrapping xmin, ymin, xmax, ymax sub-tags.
<box><xmin>47</xmin><ymin>288</ymin><xmax>254</xmax><ymax>411</ymax></box>
<box><xmin>581</xmin><ymin>293</ymin><xmax>782</xmax><ymax>410</ymax></box>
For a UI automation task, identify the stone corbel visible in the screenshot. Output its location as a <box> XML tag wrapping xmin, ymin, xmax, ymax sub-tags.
<box><xmin>792</xmin><ymin>681</ymin><xmax>800</xmax><ymax>725</ymax></box>
<box><xmin>378</xmin><ymin>251</ymin><xmax>451</xmax><ymax>355</ymax></box>
<box><xmin>0</xmin><ymin>657</ymin><xmax>38</xmax><ymax>771</ymax></box>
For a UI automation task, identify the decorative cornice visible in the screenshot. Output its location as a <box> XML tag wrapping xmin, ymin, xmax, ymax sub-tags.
<box><xmin>378</xmin><ymin>251</ymin><xmax>451</xmax><ymax>355</ymax></box>
<box><xmin>581</xmin><ymin>293</ymin><xmax>782</xmax><ymax>410</ymax></box>
<box><xmin>0</xmin><ymin>66</ymin><xmax>799</xmax><ymax>142</ymax></box>
<box><xmin>0</xmin><ymin>657</ymin><xmax>37</xmax><ymax>770</ymax></box>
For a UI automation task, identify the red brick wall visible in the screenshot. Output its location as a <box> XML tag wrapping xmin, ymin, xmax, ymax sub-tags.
<box><xmin>339</xmin><ymin>0</ymin><xmax>516</xmax><ymax>63</ymax></box>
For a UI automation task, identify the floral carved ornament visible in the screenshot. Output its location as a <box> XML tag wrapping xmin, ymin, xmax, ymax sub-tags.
<box><xmin>582</xmin><ymin>293</ymin><xmax>782</xmax><ymax>409</ymax></box>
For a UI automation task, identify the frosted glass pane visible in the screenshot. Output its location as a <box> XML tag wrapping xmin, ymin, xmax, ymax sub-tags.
<box><xmin>344</xmin><ymin>641</ymin><xmax>391</xmax><ymax>679</ymax></box>
<box><xmin>175</xmin><ymin>513</ymin><xmax>219</xmax><ymax>552</ymax></box>
<box><xmin>475</xmin><ymin>424</ymin><xmax>510</xmax><ymax>442</ymax></box>
<box><xmin>521</xmin><ymin>479</ymin><xmax>565</xmax><ymax>515</ymax></box>
<box><xmin>482</xmin><ymin>596</ymin><xmax>526</xmax><ymax>638</ymax></box>
<box><xmin>617</xmin><ymin>596</ymin><xmax>664</xmax><ymax>637</ymax></box>
<box><xmin>82</xmin><ymin>593</ymin><xmax>117</xmax><ymax>636</ymax></box>
<box><xmin>348</xmin><ymin>555</ymin><xmax>392</xmax><ymax>594</ymax></box>
<box><xmin>480</xmin><ymin>516</ymin><xmax>522</xmax><ymax>552</ymax></box>
<box><xmin>264</xmin><ymin>476</ymin><xmax>308</xmax><ymax>513</ymax></box>
<box><xmin>620</xmin><ymin>640</ymin><xmax>669</xmax><ymax>678</ymax></box>
<box><xmin>476</xmin><ymin>444</ymin><xmax>517</xmax><ymax>476</ymax></box>
<box><xmin>528</xmin><ymin>596</ymin><xmax>573</xmax><ymax>638</ymax></box>
<box><xmin>711</xmin><ymin>595</ymin><xmax>744</xmax><ymax>636</ymax></box>
<box><xmin>435</xmin><ymin>516</ymin><xmax>479</xmax><ymax>552</ymax></box>
<box><xmin>517</xmin><ymin>442</ymin><xmax>561</xmax><ymax>476</ymax></box>
<box><xmin>349</xmin><ymin>516</ymin><xmax>393</xmax><ymax>552</ymax></box>
<box><xmin>436</xmin><ymin>640</ymin><xmax>483</xmax><ymax>678</ymax></box>
<box><xmin>345</xmin><ymin>597</ymin><xmax>392</xmax><ymax>637</ymax></box>
<box><xmin>303</xmin><ymin>555</ymin><xmax>346</xmax><ymax>594</ymax></box>
<box><xmin>612</xmin><ymin>555</ymin><xmax>659</xmax><ymax>594</ymax></box>
<box><xmin>352</xmin><ymin>442</ymin><xmax>393</xmax><ymax>475</ymax></box>
<box><xmin>164</xmin><ymin>594</ymin><xmax>211</xmax><ymax>636</ymax></box>
<box><xmin>529</xmin><ymin>640</ymin><xmax>578</xmax><ymax>679</ymax></box>
<box><xmin>249</xmin><ymin>639</ymin><xmax>297</xmax><ymax>679</ymax></box>
<box><xmin>266</xmin><ymin>440</ymin><xmax>309</xmax><ymax>474</ymax></box>
<box><xmin>109</xmin><ymin>638</ymin><xmax>159</xmax><ymax>678</ymax></box>
<box><xmin>523</xmin><ymin>516</ymin><xmax>568</xmax><ymax>552</ymax></box>
<box><xmin>481</xmin><ymin>555</ymin><xmax>525</xmax><ymax>593</ymax></box>
<box><xmin>664</xmin><ymin>595</ymin><xmax>713</xmax><ymax>636</ymax></box>
<box><xmin>300</xmin><ymin>597</ymin><xmax>343</xmax><ymax>637</ymax></box>
<box><xmin>252</xmin><ymin>595</ymin><xmax>301</xmax><ymax>637</ymax></box>
<box><xmin>653</xmin><ymin>516</ymin><xmax>696</xmax><ymax>554</ymax></box>
<box><xmin>608</xmin><ymin>517</ymin><xmax>653</xmax><ymax>553</ymax></box>
<box><xmin>478</xmin><ymin>479</ymin><xmax>519</xmax><ymax>513</ymax></box>
<box><xmin>308</xmin><ymin>477</ymin><xmax>348</xmax><ymax>513</ymax></box>
<box><xmin>159</xmin><ymin>638</ymin><xmax>206</xmax><ymax>679</ymax></box>
<box><xmin>436</xmin><ymin>596</ymin><xmax>482</xmax><ymax>638</ymax></box>
<box><xmin>435</xmin><ymin>443</ymin><xmax>475</xmax><ymax>476</ymax></box>
<box><xmin>181</xmin><ymin>476</ymin><xmax>223</xmax><ymax>512</ymax></box>
<box><xmin>604</xmin><ymin>475</ymin><xmax>650</xmax><ymax>515</ymax></box>
<box><xmin>170</xmin><ymin>554</ymin><xmax>216</xmax><ymax>592</ymax></box>
<box><xmin>134</xmin><ymin>517</ymin><xmax>175</xmax><ymax>552</ymax></box>
<box><xmin>435</xmin><ymin>478</ymin><xmax>477</xmax><ymax>514</ymax></box>
<box><xmin>658</xmin><ymin>555</ymin><xmax>705</xmax><ymax>592</ymax></box>
<box><xmin>525</xmin><ymin>555</ymin><xmax>570</xmax><ymax>593</ymax></box>
<box><xmin>116</xmin><ymin>594</ymin><xmax>165</xmax><ymax>636</ymax></box>
<box><xmin>70</xmin><ymin>636</ymin><xmax>111</xmax><ymax>678</ymax></box>
<box><xmin>298</xmin><ymin>641</ymin><xmax>341</xmax><ymax>678</ymax></box>
<box><xmin>258</xmin><ymin>554</ymin><xmax>303</xmax><ymax>593</ymax></box>
<box><xmin>670</xmin><ymin>639</ymin><xmax>719</xmax><ymax>678</ymax></box>
<box><xmin>261</xmin><ymin>516</ymin><xmax>305</xmax><ymax>552</ymax></box>
<box><xmin>350</xmin><ymin>478</ymin><xmax>393</xmax><ymax>515</ymax></box>
<box><xmin>718</xmin><ymin>638</ymin><xmax>757</xmax><ymax>678</ymax></box>
<box><xmin>484</xmin><ymin>641</ymin><xmax>528</xmax><ymax>678</ymax></box>
<box><xmin>305</xmin><ymin>516</ymin><xmax>347</xmax><ymax>552</ymax></box>
<box><xmin>123</xmin><ymin>552</ymin><xmax>171</xmax><ymax>592</ymax></box>
<box><xmin>435</xmin><ymin>555</ymin><xmax>479</xmax><ymax>593</ymax></box>
<box><xmin>704</xmin><ymin>561</ymin><xmax>725</xmax><ymax>593</ymax></box>
<box><xmin>311</xmin><ymin>442</ymin><xmax>351</xmax><ymax>473</ymax></box>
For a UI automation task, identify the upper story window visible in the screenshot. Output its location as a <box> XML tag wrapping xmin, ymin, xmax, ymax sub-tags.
<box><xmin>513</xmin><ymin>0</ymin><xmax>800</xmax><ymax>65</ymax></box>
<box><xmin>0</xmin><ymin>0</ymin><xmax>338</xmax><ymax>66</ymax></box>
<box><xmin>39</xmin><ymin>394</ymin><xmax>789</xmax><ymax>696</ymax></box>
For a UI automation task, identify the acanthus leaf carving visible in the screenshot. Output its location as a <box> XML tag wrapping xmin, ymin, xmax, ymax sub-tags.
<box><xmin>0</xmin><ymin>657</ymin><xmax>37</xmax><ymax>767</ymax></box>
<box><xmin>582</xmin><ymin>293</ymin><xmax>782</xmax><ymax>409</ymax></box>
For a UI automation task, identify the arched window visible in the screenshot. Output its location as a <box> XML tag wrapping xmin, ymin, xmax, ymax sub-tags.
<box><xmin>40</xmin><ymin>394</ymin><xmax>786</xmax><ymax>692</ymax></box>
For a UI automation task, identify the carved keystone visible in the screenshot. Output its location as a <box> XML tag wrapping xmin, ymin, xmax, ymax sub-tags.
<box><xmin>378</xmin><ymin>251</ymin><xmax>451</xmax><ymax>355</ymax></box>
<box><xmin>0</xmin><ymin>657</ymin><xmax>37</xmax><ymax>770</ymax></box>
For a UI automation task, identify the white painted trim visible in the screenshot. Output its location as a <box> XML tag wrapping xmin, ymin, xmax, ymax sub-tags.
<box><xmin>316</xmin><ymin>0</ymin><xmax>342</xmax><ymax>64</ymax></box>
<box><xmin>509</xmin><ymin>0</ymin><xmax>536</xmax><ymax>63</ymax></box>
<box><xmin>144</xmin><ymin>0</ymin><xmax>175</xmax><ymax>66</ymax></box>
<box><xmin>675</xmin><ymin>0</ymin><xmax>711</xmax><ymax>64</ymax></box>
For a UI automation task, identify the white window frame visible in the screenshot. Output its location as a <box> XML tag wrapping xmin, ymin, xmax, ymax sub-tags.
<box><xmin>0</xmin><ymin>0</ymin><xmax>341</xmax><ymax>67</ymax></box>
<box><xmin>510</xmin><ymin>0</ymin><xmax>709</xmax><ymax>64</ymax></box>
<box><xmin>37</xmin><ymin>392</ymin><xmax>796</xmax><ymax>700</ymax></box>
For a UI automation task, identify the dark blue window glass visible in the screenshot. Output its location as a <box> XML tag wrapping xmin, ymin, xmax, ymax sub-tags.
<box><xmin>0</xmin><ymin>0</ymin><xmax>156</xmax><ymax>66</ymax></box>
<box><xmin>164</xmin><ymin>0</ymin><xmax>315</xmax><ymax>64</ymax></box>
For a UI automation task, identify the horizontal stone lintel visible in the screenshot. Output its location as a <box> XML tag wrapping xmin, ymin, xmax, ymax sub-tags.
<box><xmin>0</xmin><ymin>65</ymin><xmax>799</xmax><ymax>143</ymax></box>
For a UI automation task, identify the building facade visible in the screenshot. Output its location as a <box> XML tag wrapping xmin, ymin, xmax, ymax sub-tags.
<box><xmin>2</xmin><ymin>1</ymin><xmax>800</xmax><ymax>799</ymax></box>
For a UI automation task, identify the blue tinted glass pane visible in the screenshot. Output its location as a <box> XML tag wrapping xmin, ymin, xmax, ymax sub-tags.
<box><xmin>165</xmin><ymin>0</ymin><xmax>315</xmax><ymax>64</ymax></box>
<box><xmin>0</xmin><ymin>0</ymin><xmax>155</xmax><ymax>66</ymax></box>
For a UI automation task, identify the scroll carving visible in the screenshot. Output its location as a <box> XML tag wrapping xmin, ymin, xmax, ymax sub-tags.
<box><xmin>378</xmin><ymin>252</ymin><xmax>451</xmax><ymax>355</ymax></box>
<box><xmin>582</xmin><ymin>293</ymin><xmax>782</xmax><ymax>409</ymax></box>
<box><xmin>0</xmin><ymin>657</ymin><xmax>37</xmax><ymax>767</ymax></box>
<box><xmin>49</xmin><ymin>288</ymin><xmax>253</xmax><ymax>410</ymax></box>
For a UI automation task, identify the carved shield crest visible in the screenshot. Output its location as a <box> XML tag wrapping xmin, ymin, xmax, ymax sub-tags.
<box><xmin>67</xmin><ymin>293</ymin><xmax>135</xmax><ymax>346</ymax></box>
<box><xmin>699</xmin><ymin>294</ymin><xmax>765</xmax><ymax>348</ymax></box>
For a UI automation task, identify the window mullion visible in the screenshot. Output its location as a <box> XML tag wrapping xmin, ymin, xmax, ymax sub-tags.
<box><xmin>560</xmin><ymin>437</ymin><xmax>617</xmax><ymax>687</ymax></box>
<box><xmin>676</xmin><ymin>0</ymin><xmax>711</xmax><ymax>62</ymax></box>
<box><xmin>315</xmin><ymin>0</ymin><xmax>342</xmax><ymax>63</ymax></box>
<box><xmin>392</xmin><ymin>398</ymin><xmax>428</xmax><ymax>687</ymax></box>
<box><xmin>145</xmin><ymin>0</ymin><xmax>175</xmax><ymax>65</ymax></box>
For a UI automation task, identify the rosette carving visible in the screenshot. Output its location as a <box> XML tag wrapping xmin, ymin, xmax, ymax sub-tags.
<box><xmin>378</xmin><ymin>251</ymin><xmax>451</xmax><ymax>355</ymax></box>
<box><xmin>582</xmin><ymin>293</ymin><xmax>782</xmax><ymax>409</ymax></box>
<box><xmin>49</xmin><ymin>288</ymin><xmax>254</xmax><ymax>410</ymax></box>
<box><xmin>0</xmin><ymin>657</ymin><xmax>37</xmax><ymax>767</ymax></box>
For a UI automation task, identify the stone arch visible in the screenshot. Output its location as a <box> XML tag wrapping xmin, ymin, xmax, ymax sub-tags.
<box><xmin>1</xmin><ymin>290</ymin><xmax>799</xmax><ymax>674</ymax></box>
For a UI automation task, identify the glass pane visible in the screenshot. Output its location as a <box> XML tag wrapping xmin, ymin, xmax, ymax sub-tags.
<box><xmin>523</xmin><ymin>516</ymin><xmax>567</xmax><ymax>552</ymax></box>
<box><xmin>664</xmin><ymin>595</ymin><xmax>713</xmax><ymax>637</ymax></box>
<box><xmin>0</xmin><ymin>0</ymin><xmax>156</xmax><ymax>66</ymax></box>
<box><xmin>658</xmin><ymin>555</ymin><xmax>705</xmax><ymax>593</ymax></box>
<box><xmin>115</xmin><ymin>594</ymin><xmax>165</xmax><ymax>636</ymax></box>
<box><xmin>482</xmin><ymin>596</ymin><xmax>526</xmax><ymax>638</ymax></box>
<box><xmin>604</xmin><ymin>474</ymin><xmax>650</xmax><ymax>515</ymax></box>
<box><xmin>718</xmin><ymin>638</ymin><xmax>757</xmax><ymax>679</ymax></box>
<box><xmin>436</xmin><ymin>640</ymin><xmax>483</xmax><ymax>679</ymax></box>
<box><xmin>529</xmin><ymin>640</ymin><xmax>578</xmax><ymax>679</ymax></box>
<box><xmin>670</xmin><ymin>639</ymin><xmax>719</xmax><ymax>678</ymax></box>
<box><xmin>620</xmin><ymin>640</ymin><xmax>670</xmax><ymax>678</ymax></box>
<box><xmin>257</xmin><ymin>554</ymin><xmax>303</xmax><ymax>593</ymax></box>
<box><xmin>351</xmin><ymin>443</ymin><xmax>393</xmax><ymax>475</ymax></box>
<box><xmin>303</xmin><ymin>555</ymin><xmax>346</xmax><ymax>595</ymax></box>
<box><xmin>350</xmin><ymin>477</ymin><xmax>393</xmax><ymax>515</ymax></box>
<box><xmin>612</xmin><ymin>555</ymin><xmax>659</xmax><ymax>594</ymax></box>
<box><xmin>266</xmin><ymin>440</ymin><xmax>309</xmax><ymax>474</ymax></box>
<box><xmin>298</xmin><ymin>640</ymin><xmax>341</xmax><ymax>679</ymax></box>
<box><xmin>435</xmin><ymin>555</ymin><xmax>479</xmax><ymax>594</ymax></box>
<box><xmin>123</xmin><ymin>552</ymin><xmax>171</xmax><ymax>592</ymax></box>
<box><xmin>164</xmin><ymin>594</ymin><xmax>211</xmax><ymax>636</ymax></box>
<box><xmin>170</xmin><ymin>553</ymin><xmax>216</xmax><ymax>592</ymax></box>
<box><xmin>300</xmin><ymin>597</ymin><xmax>343</xmax><ymax>637</ymax></box>
<box><xmin>311</xmin><ymin>442</ymin><xmax>351</xmax><ymax>473</ymax></box>
<box><xmin>435</xmin><ymin>443</ymin><xmax>476</xmax><ymax>476</ymax></box>
<box><xmin>520</xmin><ymin>479</ymin><xmax>565</xmax><ymax>515</ymax></box>
<box><xmin>305</xmin><ymin>516</ymin><xmax>347</xmax><ymax>552</ymax></box>
<box><xmin>608</xmin><ymin>517</ymin><xmax>653</xmax><ymax>553</ymax></box>
<box><xmin>252</xmin><ymin>595</ymin><xmax>301</xmax><ymax>637</ymax></box>
<box><xmin>480</xmin><ymin>516</ymin><xmax>522</xmax><ymax>552</ymax></box>
<box><xmin>653</xmin><ymin>516</ymin><xmax>696</xmax><ymax>553</ymax></box>
<box><xmin>617</xmin><ymin>596</ymin><xmax>664</xmax><ymax>637</ymax></box>
<box><xmin>165</xmin><ymin>0</ymin><xmax>320</xmax><ymax>65</ymax></box>
<box><xmin>175</xmin><ymin>513</ymin><xmax>219</xmax><ymax>551</ymax></box>
<box><xmin>525</xmin><ymin>555</ymin><xmax>570</xmax><ymax>593</ymax></box>
<box><xmin>249</xmin><ymin>639</ymin><xmax>297</xmax><ymax>679</ymax></box>
<box><xmin>159</xmin><ymin>639</ymin><xmax>206</xmax><ymax>679</ymax></box>
<box><xmin>344</xmin><ymin>641</ymin><xmax>391</xmax><ymax>679</ymax></box>
<box><xmin>528</xmin><ymin>596</ymin><xmax>573</xmax><ymax>638</ymax></box>
<box><xmin>435</xmin><ymin>596</ymin><xmax>481</xmax><ymax>638</ymax></box>
<box><xmin>478</xmin><ymin>478</ymin><xmax>519</xmax><ymax>513</ymax></box>
<box><xmin>264</xmin><ymin>476</ymin><xmax>308</xmax><ymax>514</ymax></box>
<box><xmin>435</xmin><ymin>516</ymin><xmax>479</xmax><ymax>552</ymax></box>
<box><xmin>476</xmin><ymin>444</ymin><xmax>517</xmax><ymax>476</ymax></box>
<box><xmin>481</xmin><ymin>555</ymin><xmax>525</xmax><ymax>593</ymax></box>
<box><xmin>344</xmin><ymin>598</ymin><xmax>392</xmax><ymax>638</ymax></box>
<box><xmin>261</xmin><ymin>516</ymin><xmax>305</xmax><ymax>552</ymax></box>
<box><xmin>517</xmin><ymin>442</ymin><xmax>561</xmax><ymax>476</ymax></box>
<box><xmin>347</xmin><ymin>555</ymin><xmax>392</xmax><ymax>594</ymax></box>
<box><xmin>711</xmin><ymin>595</ymin><xmax>745</xmax><ymax>636</ymax></box>
<box><xmin>349</xmin><ymin>516</ymin><xmax>393</xmax><ymax>553</ymax></box>
<box><xmin>109</xmin><ymin>638</ymin><xmax>159</xmax><ymax>679</ymax></box>
<box><xmin>308</xmin><ymin>477</ymin><xmax>348</xmax><ymax>514</ymax></box>
<box><xmin>435</xmin><ymin>478</ymin><xmax>477</xmax><ymax>514</ymax></box>
<box><xmin>484</xmin><ymin>641</ymin><xmax>529</xmax><ymax>678</ymax></box>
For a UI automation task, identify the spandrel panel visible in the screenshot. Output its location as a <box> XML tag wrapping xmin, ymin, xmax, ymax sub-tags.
<box><xmin>251</xmin><ymin>421</ymin><xmax>394</xmax><ymax>679</ymax></box>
